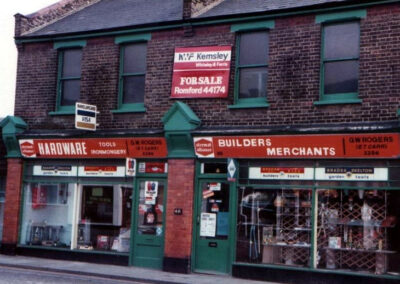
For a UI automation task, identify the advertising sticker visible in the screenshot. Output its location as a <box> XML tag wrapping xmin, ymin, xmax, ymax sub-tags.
<box><xmin>145</xmin><ymin>181</ymin><xmax>158</xmax><ymax>205</ymax></box>
<box><xmin>171</xmin><ymin>46</ymin><xmax>231</xmax><ymax>98</ymax></box>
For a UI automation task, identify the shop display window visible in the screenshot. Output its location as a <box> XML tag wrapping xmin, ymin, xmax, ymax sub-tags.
<box><xmin>77</xmin><ymin>185</ymin><xmax>132</xmax><ymax>252</ymax></box>
<box><xmin>20</xmin><ymin>183</ymin><xmax>75</xmax><ymax>248</ymax></box>
<box><xmin>236</xmin><ymin>187</ymin><xmax>312</xmax><ymax>267</ymax></box>
<box><xmin>137</xmin><ymin>181</ymin><xmax>164</xmax><ymax>236</ymax></box>
<box><xmin>317</xmin><ymin>188</ymin><xmax>400</xmax><ymax>275</ymax></box>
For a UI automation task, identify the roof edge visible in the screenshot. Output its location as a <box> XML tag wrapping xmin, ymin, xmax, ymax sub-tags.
<box><xmin>16</xmin><ymin>0</ymin><xmax>102</xmax><ymax>37</ymax></box>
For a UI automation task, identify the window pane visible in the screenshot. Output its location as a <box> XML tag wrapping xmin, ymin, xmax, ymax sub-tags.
<box><xmin>239</xmin><ymin>32</ymin><xmax>269</xmax><ymax>65</ymax></box>
<box><xmin>62</xmin><ymin>49</ymin><xmax>82</xmax><ymax>77</ymax></box>
<box><xmin>123</xmin><ymin>75</ymin><xmax>145</xmax><ymax>104</ymax></box>
<box><xmin>20</xmin><ymin>183</ymin><xmax>75</xmax><ymax>249</ymax></box>
<box><xmin>137</xmin><ymin>181</ymin><xmax>164</xmax><ymax>236</ymax></box>
<box><xmin>324</xmin><ymin>22</ymin><xmax>359</xmax><ymax>60</ymax></box>
<box><xmin>123</xmin><ymin>43</ymin><xmax>147</xmax><ymax>74</ymax></box>
<box><xmin>78</xmin><ymin>185</ymin><xmax>132</xmax><ymax>252</ymax></box>
<box><xmin>317</xmin><ymin>189</ymin><xmax>400</xmax><ymax>276</ymax></box>
<box><xmin>61</xmin><ymin>79</ymin><xmax>80</xmax><ymax>106</ymax></box>
<box><xmin>324</xmin><ymin>60</ymin><xmax>358</xmax><ymax>94</ymax></box>
<box><xmin>239</xmin><ymin>67</ymin><xmax>267</xmax><ymax>99</ymax></box>
<box><xmin>236</xmin><ymin>188</ymin><xmax>312</xmax><ymax>267</ymax></box>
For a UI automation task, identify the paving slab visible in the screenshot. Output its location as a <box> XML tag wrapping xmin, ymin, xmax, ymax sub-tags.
<box><xmin>0</xmin><ymin>255</ymin><xmax>279</xmax><ymax>284</ymax></box>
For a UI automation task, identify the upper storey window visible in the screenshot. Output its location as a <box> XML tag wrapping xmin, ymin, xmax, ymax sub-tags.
<box><xmin>315</xmin><ymin>9</ymin><xmax>366</xmax><ymax>105</ymax></box>
<box><xmin>229</xmin><ymin>20</ymin><xmax>274</xmax><ymax>109</ymax></box>
<box><xmin>59</xmin><ymin>49</ymin><xmax>82</xmax><ymax>107</ymax></box>
<box><xmin>51</xmin><ymin>40</ymin><xmax>86</xmax><ymax>115</ymax></box>
<box><xmin>113</xmin><ymin>33</ymin><xmax>151</xmax><ymax>113</ymax></box>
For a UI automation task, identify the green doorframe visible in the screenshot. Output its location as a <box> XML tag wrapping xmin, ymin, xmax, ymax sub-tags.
<box><xmin>129</xmin><ymin>173</ymin><xmax>168</xmax><ymax>268</ymax></box>
<box><xmin>191</xmin><ymin>160</ymin><xmax>238</xmax><ymax>274</ymax></box>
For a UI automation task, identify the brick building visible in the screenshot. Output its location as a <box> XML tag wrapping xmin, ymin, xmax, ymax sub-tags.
<box><xmin>1</xmin><ymin>0</ymin><xmax>399</xmax><ymax>283</ymax></box>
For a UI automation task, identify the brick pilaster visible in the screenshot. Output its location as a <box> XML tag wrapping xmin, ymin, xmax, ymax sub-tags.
<box><xmin>163</xmin><ymin>159</ymin><xmax>195</xmax><ymax>273</ymax></box>
<box><xmin>1</xmin><ymin>158</ymin><xmax>24</xmax><ymax>255</ymax></box>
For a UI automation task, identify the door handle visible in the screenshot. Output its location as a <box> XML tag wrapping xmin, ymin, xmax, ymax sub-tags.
<box><xmin>197</xmin><ymin>215</ymin><xmax>200</xmax><ymax>224</ymax></box>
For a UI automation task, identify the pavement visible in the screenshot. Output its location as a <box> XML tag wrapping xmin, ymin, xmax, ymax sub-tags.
<box><xmin>0</xmin><ymin>255</ymin><xmax>278</xmax><ymax>284</ymax></box>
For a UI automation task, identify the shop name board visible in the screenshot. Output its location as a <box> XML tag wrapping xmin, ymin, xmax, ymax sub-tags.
<box><xmin>315</xmin><ymin>167</ymin><xmax>388</xmax><ymax>181</ymax></box>
<box><xmin>193</xmin><ymin>133</ymin><xmax>400</xmax><ymax>159</ymax></box>
<box><xmin>171</xmin><ymin>46</ymin><xmax>231</xmax><ymax>98</ymax></box>
<box><xmin>249</xmin><ymin>167</ymin><xmax>314</xmax><ymax>180</ymax></box>
<box><xmin>19</xmin><ymin>137</ymin><xmax>167</xmax><ymax>159</ymax></box>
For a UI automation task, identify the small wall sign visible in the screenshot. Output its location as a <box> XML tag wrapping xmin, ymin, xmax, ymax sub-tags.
<box><xmin>174</xmin><ymin>208</ymin><xmax>183</xmax><ymax>215</ymax></box>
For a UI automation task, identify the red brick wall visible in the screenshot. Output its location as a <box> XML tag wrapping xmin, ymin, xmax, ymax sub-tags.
<box><xmin>164</xmin><ymin>159</ymin><xmax>195</xmax><ymax>259</ymax></box>
<box><xmin>13</xmin><ymin>3</ymin><xmax>400</xmax><ymax>131</ymax></box>
<box><xmin>2</xmin><ymin>159</ymin><xmax>23</xmax><ymax>245</ymax></box>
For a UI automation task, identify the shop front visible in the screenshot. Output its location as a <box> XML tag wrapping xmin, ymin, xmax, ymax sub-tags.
<box><xmin>16</xmin><ymin>136</ymin><xmax>168</xmax><ymax>267</ymax></box>
<box><xmin>193</xmin><ymin>133</ymin><xmax>400</xmax><ymax>282</ymax></box>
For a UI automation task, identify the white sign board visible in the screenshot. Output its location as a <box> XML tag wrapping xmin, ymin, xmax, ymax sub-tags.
<box><xmin>75</xmin><ymin>102</ymin><xmax>98</xmax><ymax>131</ymax></box>
<box><xmin>200</xmin><ymin>213</ymin><xmax>216</xmax><ymax>237</ymax></box>
<box><xmin>33</xmin><ymin>165</ymin><xmax>77</xmax><ymax>177</ymax></box>
<box><xmin>315</xmin><ymin>167</ymin><xmax>388</xmax><ymax>181</ymax></box>
<box><xmin>78</xmin><ymin>166</ymin><xmax>125</xmax><ymax>177</ymax></box>
<box><xmin>249</xmin><ymin>167</ymin><xmax>315</xmax><ymax>180</ymax></box>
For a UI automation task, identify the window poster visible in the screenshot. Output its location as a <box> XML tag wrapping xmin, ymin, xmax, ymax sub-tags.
<box><xmin>144</xmin><ymin>181</ymin><xmax>158</xmax><ymax>205</ymax></box>
<box><xmin>200</xmin><ymin>212</ymin><xmax>217</xmax><ymax>237</ymax></box>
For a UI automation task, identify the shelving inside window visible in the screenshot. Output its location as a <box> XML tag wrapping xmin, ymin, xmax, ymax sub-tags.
<box><xmin>316</xmin><ymin>189</ymin><xmax>399</xmax><ymax>275</ymax></box>
<box><xmin>236</xmin><ymin>187</ymin><xmax>312</xmax><ymax>267</ymax></box>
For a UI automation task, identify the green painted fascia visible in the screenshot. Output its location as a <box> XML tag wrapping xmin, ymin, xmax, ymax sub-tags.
<box><xmin>165</xmin><ymin>132</ymin><xmax>196</xmax><ymax>158</ymax></box>
<box><xmin>53</xmin><ymin>40</ymin><xmax>87</xmax><ymax>49</ymax></box>
<box><xmin>0</xmin><ymin>116</ymin><xmax>27</xmax><ymax>158</ymax></box>
<box><xmin>15</xmin><ymin>1</ymin><xmax>398</xmax><ymax>45</ymax></box>
<box><xmin>0</xmin><ymin>116</ymin><xmax>27</xmax><ymax>131</ymax></box>
<box><xmin>231</xmin><ymin>20</ymin><xmax>275</xmax><ymax>32</ymax></box>
<box><xmin>115</xmin><ymin>33</ymin><xmax>151</xmax><ymax>44</ymax></box>
<box><xmin>315</xmin><ymin>9</ymin><xmax>367</xmax><ymax>23</ymax></box>
<box><xmin>162</xmin><ymin>101</ymin><xmax>200</xmax><ymax>132</ymax></box>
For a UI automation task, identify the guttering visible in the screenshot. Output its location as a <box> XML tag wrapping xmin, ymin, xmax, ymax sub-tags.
<box><xmin>15</xmin><ymin>0</ymin><xmax>400</xmax><ymax>44</ymax></box>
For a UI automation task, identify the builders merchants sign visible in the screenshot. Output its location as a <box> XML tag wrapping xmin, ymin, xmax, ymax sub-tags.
<box><xmin>193</xmin><ymin>133</ymin><xmax>400</xmax><ymax>159</ymax></box>
<box><xmin>171</xmin><ymin>46</ymin><xmax>231</xmax><ymax>98</ymax></box>
<box><xmin>19</xmin><ymin>137</ymin><xmax>167</xmax><ymax>159</ymax></box>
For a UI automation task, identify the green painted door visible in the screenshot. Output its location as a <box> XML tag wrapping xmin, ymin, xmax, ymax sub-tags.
<box><xmin>132</xmin><ymin>178</ymin><xmax>166</xmax><ymax>269</ymax></box>
<box><xmin>194</xmin><ymin>180</ymin><xmax>232</xmax><ymax>274</ymax></box>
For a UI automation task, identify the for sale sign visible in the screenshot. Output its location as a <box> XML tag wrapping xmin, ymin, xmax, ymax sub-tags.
<box><xmin>171</xmin><ymin>46</ymin><xmax>231</xmax><ymax>98</ymax></box>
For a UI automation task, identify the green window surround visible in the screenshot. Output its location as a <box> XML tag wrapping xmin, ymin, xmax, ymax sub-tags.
<box><xmin>315</xmin><ymin>10</ymin><xmax>366</xmax><ymax>106</ymax></box>
<box><xmin>229</xmin><ymin>21</ymin><xmax>274</xmax><ymax>109</ymax></box>
<box><xmin>112</xmin><ymin>33</ymin><xmax>151</xmax><ymax>113</ymax></box>
<box><xmin>51</xmin><ymin>40</ymin><xmax>86</xmax><ymax>115</ymax></box>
